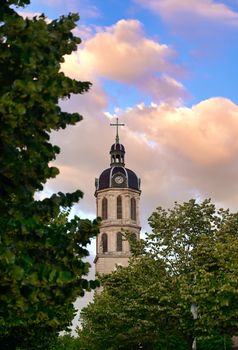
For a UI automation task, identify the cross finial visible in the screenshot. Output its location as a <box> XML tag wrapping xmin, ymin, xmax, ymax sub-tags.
<box><xmin>110</xmin><ymin>117</ymin><xmax>125</xmax><ymax>144</ymax></box>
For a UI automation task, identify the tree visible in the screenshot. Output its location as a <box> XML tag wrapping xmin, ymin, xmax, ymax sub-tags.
<box><xmin>0</xmin><ymin>1</ymin><xmax>99</xmax><ymax>349</ymax></box>
<box><xmin>147</xmin><ymin>199</ymin><xmax>238</xmax><ymax>346</ymax></box>
<box><xmin>78</xmin><ymin>256</ymin><xmax>178</xmax><ymax>350</ymax></box>
<box><xmin>78</xmin><ymin>199</ymin><xmax>237</xmax><ymax>350</ymax></box>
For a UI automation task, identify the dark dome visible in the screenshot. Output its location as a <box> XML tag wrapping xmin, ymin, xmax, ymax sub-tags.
<box><xmin>97</xmin><ymin>166</ymin><xmax>140</xmax><ymax>191</ymax></box>
<box><xmin>110</xmin><ymin>143</ymin><xmax>125</xmax><ymax>153</ymax></box>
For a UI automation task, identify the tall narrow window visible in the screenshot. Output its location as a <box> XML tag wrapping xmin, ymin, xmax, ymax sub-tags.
<box><xmin>101</xmin><ymin>233</ymin><xmax>108</xmax><ymax>253</ymax></box>
<box><xmin>116</xmin><ymin>232</ymin><xmax>123</xmax><ymax>252</ymax></box>
<box><xmin>102</xmin><ymin>197</ymin><xmax>108</xmax><ymax>220</ymax></box>
<box><xmin>131</xmin><ymin>198</ymin><xmax>136</xmax><ymax>220</ymax></box>
<box><xmin>117</xmin><ymin>195</ymin><xmax>122</xmax><ymax>219</ymax></box>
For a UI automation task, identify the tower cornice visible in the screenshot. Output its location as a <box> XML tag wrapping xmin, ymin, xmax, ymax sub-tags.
<box><xmin>100</xmin><ymin>222</ymin><xmax>141</xmax><ymax>230</ymax></box>
<box><xmin>95</xmin><ymin>187</ymin><xmax>141</xmax><ymax>197</ymax></box>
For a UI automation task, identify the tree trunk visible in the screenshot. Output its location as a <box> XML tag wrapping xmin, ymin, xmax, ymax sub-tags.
<box><xmin>187</xmin><ymin>335</ymin><xmax>194</xmax><ymax>350</ymax></box>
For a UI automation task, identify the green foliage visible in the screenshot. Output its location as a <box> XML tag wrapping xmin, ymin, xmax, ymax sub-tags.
<box><xmin>147</xmin><ymin>199</ymin><xmax>238</xmax><ymax>339</ymax></box>
<box><xmin>198</xmin><ymin>334</ymin><xmax>232</xmax><ymax>350</ymax></box>
<box><xmin>78</xmin><ymin>199</ymin><xmax>237</xmax><ymax>350</ymax></box>
<box><xmin>0</xmin><ymin>2</ymin><xmax>99</xmax><ymax>349</ymax></box>
<box><xmin>50</xmin><ymin>334</ymin><xmax>81</xmax><ymax>350</ymax></box>
<box><xmin>52</xmin><ymin>332</ymin><xmax>232</xmax><ymax>350</ymax></box>
<box><xmin>79</xmin><ymin>257</ymin><xmax>186</xmax><ymax>350</ymax></box>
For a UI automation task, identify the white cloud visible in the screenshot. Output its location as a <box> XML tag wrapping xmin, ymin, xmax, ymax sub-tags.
<box><xmin>134</xmin><ymin>0</ymin><xmax>238</xmax><ymax>26</ymax></box>
<box><xmin>18</xmin><ymin>11</ymin><xmax>47</xmax><ymax>19</ymax></box>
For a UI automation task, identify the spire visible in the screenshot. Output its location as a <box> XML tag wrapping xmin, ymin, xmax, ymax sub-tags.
<box><xmin>110</xmin><ymin>117</ymin><xmax>125</xmax><ymax>144</ymax></box>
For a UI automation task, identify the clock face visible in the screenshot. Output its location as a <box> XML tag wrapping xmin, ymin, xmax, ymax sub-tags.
<box><xmin>115</xmin><ymin>175</ymin><xmax>124</xmax><ymax>184</ymax></box>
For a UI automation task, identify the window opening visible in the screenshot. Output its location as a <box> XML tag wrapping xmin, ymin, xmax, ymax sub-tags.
<box><xmin>102</xmin><ymin>197</ymin><xmax>108</xmax><ymax>219</ymax></box>
<box><xmin>117</xmin><ymin>195</ymin><xmax>122</xmax><ymax>219</ymax></box>
<box><xmin>116</xmin><ymin>232</ymin><xmax>123</xmax><ymax>252</ymax></box>
<box><xmin>130</xmin><ymin>198</ymin><xmax>136</xmax><ymax>220</ymax></box>
<box><xmin>102</xmin><ymin>233</ymin><xmax>108</xmax><ymax>253</ymax></box>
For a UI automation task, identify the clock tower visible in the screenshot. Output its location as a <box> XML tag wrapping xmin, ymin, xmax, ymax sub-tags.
<box><xmin>94</xmin><ymin>119</ymin><xmax>141</xmax><ymax>275</ymax></box>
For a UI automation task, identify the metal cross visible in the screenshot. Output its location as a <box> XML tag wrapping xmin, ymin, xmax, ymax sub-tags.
<box><xmin>110</xmin><ymin>117</ymin><xmax>125</xmax><ymax>144</ymax></box>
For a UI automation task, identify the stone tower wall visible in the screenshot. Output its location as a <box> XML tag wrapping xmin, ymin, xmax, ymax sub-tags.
<box><xmin>95</xmin><ymin>187</ymin><xmax>141</xmax><ymax>276</ymax></box>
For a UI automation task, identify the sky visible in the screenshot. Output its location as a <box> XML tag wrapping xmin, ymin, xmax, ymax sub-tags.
<box><xmin>19</xmin><ymin>0</ymin><xmax>238</xmax><ymax>246</ymax></box>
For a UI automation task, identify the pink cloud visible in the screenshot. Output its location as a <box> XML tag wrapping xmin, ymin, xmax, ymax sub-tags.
<box><xmin>143</xmin><ymin>75</ymin><xmax>189</xmax><ymax>104</ymax></box>
<box><xmin>61</xmin><ymin>19</ymin><xmax>188</xmax><ymax>104</ymax></box>
<box><xmin>124</xmin><ymin>97</ymin><xmax>238</xmax><ymax>218</ymax></box>
<box><xmin>123</xmin><ymin>97</ymin><xmax>238</xmax><ymax>166</ymax></box>
<box><xmin>81</xmin><ymin>19</ymin><xmax>176</xmax><ymax>82</ymax></box>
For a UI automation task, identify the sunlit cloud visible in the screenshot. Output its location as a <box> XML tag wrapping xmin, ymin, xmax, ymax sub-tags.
<box><xmin>123</xmin><ymin>97</ymin><xmax>238</xmax><ymax>166</ymax></box>
<box><xmin>62</xmin><ymin>19</ymin><xmax>188</xmax><ymax>104</ymax></box>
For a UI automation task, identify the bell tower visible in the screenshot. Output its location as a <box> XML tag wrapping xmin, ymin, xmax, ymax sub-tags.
<box><xmin>94</xmin><ymin>118</ymin><xmax>141</xmax><ymax>275</ymax></box>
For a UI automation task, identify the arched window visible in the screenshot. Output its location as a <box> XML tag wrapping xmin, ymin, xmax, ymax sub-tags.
<box><xmin>101</xmin><ymin>233</ymin><xmax>108</xmax><ymax>253</ymax></box>
<box><xmin>130</xmin><ymin>198</ymin><xmax>136</xmax><ymax>220</ymax></box>
<box><xmin>102</xmin><ymin>197</ymin><xmax>108</xmax><ymax>220</ymax></box>
<box><xmin>117</xmin><ymin>195</ymin><xmax>122</xmax><ymax>219</ymax></box>
<box><xmin>116</xmin><ymin>232</ymin><xmax>123</xmax><ymax>252</ymax></box>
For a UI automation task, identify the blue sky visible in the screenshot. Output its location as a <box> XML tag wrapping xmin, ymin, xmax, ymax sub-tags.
<box><xmin>20</xmin><ymin>0</ymin><xmax>238</xmax><ymax>239</ymax></box>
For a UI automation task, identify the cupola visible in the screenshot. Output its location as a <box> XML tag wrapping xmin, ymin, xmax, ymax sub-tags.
<box><xmin>95</xmin><ymin>118</ymin><xmax>141</xmax><ymax>193</ymax></box>
<box><xmin>110</xmin><ymin>143</ymin><xmax>125</xmax><ymax>167</ymax></box>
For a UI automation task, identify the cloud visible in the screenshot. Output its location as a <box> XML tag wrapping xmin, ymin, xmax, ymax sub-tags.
<box><xmin>123</xmin><ymin>97</ymin><xmax>238</xmax><ymax>166</ymax></box>
<box><xmin>80</xmin><ymin>19</ymin><xmax>175</xmax><ymax>81</ymax></box>
<box><xmin>18</xmin><ymin>11</ymin><xmax>41</xmax><ymax>18</ymax></box>
<box><xmin>134</xmin><ymin>0</ymin><xmax>238</xmax><ymax>26</ymax></box>
<box><xmin>47</xmin><ymin>96</ymin><xmax>238</xmax><ymax>239</ymax></box>
<box><xmin>134</xmin><ymin>0</ymin><xmax>238</xmax><ymax>45</ymax></box>
<box><xmin>62</xmin><ymin>19</ymin><xmax>188</xmax><ymax>104</ymax></box>
<box><xmin>119</xmin><ymin>97</ymin><xmax>238</xmax><ymax>213</ymax></box>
